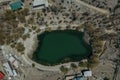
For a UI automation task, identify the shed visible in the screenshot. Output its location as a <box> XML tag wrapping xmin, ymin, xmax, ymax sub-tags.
<box><xmin>33</xmin><ymin>0</ymin><xmax>48</xmax><ymax>9</ymax></box>
<box><xmin>83</xmin><ymin>71</ymin><xmax>92</xmax><ymax>77</ymax></box>
<box><xmin>3</xmin><ymin>62</ymin><xmax>13</xmax><ymax>76</ymax></box>
<box><xmin>73</xmin><ymin>76</ymin><xmax>84</xmax><ymax>80</ymax></box>
<box><xmin>10</xmin><ymin>0</ymin><xmax>23</xmax><ymax>11</ymax></box>
<box><xmin>9</xmin><ymin>56</ymin><xmax>20</xmax><ymax>68</ymax></box>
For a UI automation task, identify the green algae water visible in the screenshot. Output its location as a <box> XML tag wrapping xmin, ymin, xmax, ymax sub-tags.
<box><xmin>33</xmin><ymin>30</ymin><xmax>92</xmax><ymax>65</ymax></box>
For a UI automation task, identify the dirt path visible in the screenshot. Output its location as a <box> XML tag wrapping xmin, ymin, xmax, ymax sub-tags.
<box><xmin>75</xmin><ymin>0</ymin><xmax>110</xmax><ymax>15</ymax></box>
<box><xmin>22</xmin><ymin>25</ymin><xmax>81</xmax><ymax>72</ymax></box>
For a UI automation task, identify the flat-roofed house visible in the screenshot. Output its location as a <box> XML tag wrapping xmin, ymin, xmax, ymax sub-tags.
<box><xmin>3</xmin><ymin>62</ymin><xmax>14</xmax><ymax>76</ymax></box>
<box><xmin>83</xmin><ymin>71</ymin><xmax>92</xmax><ymax>77</ymax></box>
<box><xmin>33</xmin><ymin>0</ymin><xmax>48</xmax><ymax>9</ymax></box>
<box><xmin>3</xmin><ymin>62</ymin><xmax>18</xmax><ymax>77</ymax></box>
<box><xmin>9</xmin><ymin>56</ymin><xmax>20</xmax><ymax>68</ymax></box>
<box><xmin>73</xmin><ymin>76</ymin><xmax>84</xmax><ymax>80</ymax></box>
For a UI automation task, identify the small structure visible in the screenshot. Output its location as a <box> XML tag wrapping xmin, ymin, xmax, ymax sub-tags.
<box><xmin>65</xmin><ymin>75</ymin><xmax>75</xmax><ymax>80</ymax></box>
<box><xmin>3</xmin><ymin>62</ymin><xmax>13</xmax><ymax>76</ymax></box>
<box><xmin>12</xmin><ymin>70</ymin><xmax>17</xmax><ymax>76</ymax></box>
<box><xmin>0</xmin><ymin>71</ymin><xmax>5</xmax><ymax>80</ymax></box>
<box><xmin>65</xmin><ymin>73</ymin><xmax>83</xmax><ymax>80</ymax></box>
<box><xmin>3</xmin><ymin>62</ymin><xmax>18</xmax><ymax>77</ymax></box>
<box><xmin>73</xmin><ymin>76</ymin><xmax>84</xmax><ymax>80</ymax></box>
<box><xmin>9</xmin><ymin>55</ymin><xmax>20</xmax><ymax>68</ymax></box>
<box><xmin>83</xmin><ymin>71</ymin><xmax>92</xmax><ymax>77</ymax></box>
<box><xmin>10</xmin><ymin>0</ymin><xmax>23</xmax><ymax>11</ymax></box>
<box><xmin>32</xmin><ymin>0</ymin><xmax>48</xmax><ymax>9</ymax></box>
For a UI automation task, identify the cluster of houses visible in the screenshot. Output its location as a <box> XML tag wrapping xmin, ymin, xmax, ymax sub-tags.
<box><xmin>1</xmin><ymin>54</ymin><xmax>21</xmax><ymax>80</ymax></box>
<box><xmin>65</xmin><ymin>70</ymin><xmax>92</xmax><ymax>80</ymax></box>
<box><xmin>3</xmin><ymin>55</ymin><xmax>20</xmax><ymax>75</ymax></box>
<box><xmin>0</xmin><ymin>0</ymin><xmax>48</xmax><ymax>11</ymax></box>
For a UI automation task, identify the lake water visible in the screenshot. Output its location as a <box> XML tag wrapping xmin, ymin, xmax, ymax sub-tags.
<box><xmin>32</xmin><ymin>30</ymin><xmax>92</xmax><ymax>65</ymax></box>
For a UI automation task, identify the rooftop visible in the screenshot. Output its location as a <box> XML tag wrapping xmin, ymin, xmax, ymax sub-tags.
<box><xmin>10</xmin><ymin>0</ymin><xmax>23</xmax><ymax>11</ymax></box>
<box><xmin>3</xmin><ymin>62</ymin><xmax>13</xmax><ymax>76</ymax></box>
<box><xmin>83</xmin><ymin>71</ymin><xmax>92</xmax><ymax>77</ymax></box>
<box><xmin>73</xmin><ymin>76</ymin><xmax>84</xmax><ymax>80</ymax></box>
<box><xmin>33</xmin><ymin>0</ymin><xmax>48</xmax><ymax>9</ymax></box>
<box><xmin>0</xmin><ymin>71</ymin><xmax>5</xmax><ymax>80</ymax></box>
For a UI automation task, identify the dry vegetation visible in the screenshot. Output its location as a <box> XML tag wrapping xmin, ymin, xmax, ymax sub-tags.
<box><xmin>83</xmin><ymin>22</ymin><xmax>117</xmax><ymax>68</ymax></box>
<box><xmin>0</xmin><ymin>8</ymin><xmax>29</xmax><ymax>52</ymax></box>
<box><xmin>15</xmin><ymin>42</ymin><xmax>25</xmax><ymax>52</ymax></box>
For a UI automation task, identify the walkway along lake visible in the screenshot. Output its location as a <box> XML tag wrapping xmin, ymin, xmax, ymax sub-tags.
<box><xmin>32</xmin><ymin>30</ymin><xmax>92</xmax><ymax>65</ymax></box>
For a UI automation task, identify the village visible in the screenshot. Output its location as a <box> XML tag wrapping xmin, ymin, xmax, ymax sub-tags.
<box><xmin>0</xmin><ymin>0</ymin><xmax>120</xmax><ymax>80</ymax></box>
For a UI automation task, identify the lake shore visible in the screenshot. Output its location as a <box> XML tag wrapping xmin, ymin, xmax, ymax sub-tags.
<box><xmin>23</xmin><ymin>25</ymin><xmax>91</xmax><ymax>71</ymax></box>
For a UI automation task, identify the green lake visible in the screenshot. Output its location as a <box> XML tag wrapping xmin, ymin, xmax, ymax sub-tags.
<box><xmin>33</xmin><ymin>30</ymin><xmax>92</xmax><ymax>65</ymax></box>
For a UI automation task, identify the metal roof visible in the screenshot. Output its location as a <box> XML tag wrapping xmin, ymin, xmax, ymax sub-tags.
<box><xmin>33</xmin><ymin>0</ymin><xmax>48</xmax><ymax>7</ymax></box>
<box><xmin>83</xmin><ymin>71</ymin><xmax>92</xmax><ymax>77</ymax></box>
<box><xmin>73</xmin><ymin>76</ymin><xmax>84</xmax><ymax>80</ymax></box>
<box><xmin>9</xmin><ymin>56</ymin><xmax>20</xmax><ymax>68</ymax></box>
<box><xmin>3</xmin><ymin>62</ymin><xmax>13</xmax><ymax>76</ymax></box>
<box><xmin>0</xmin><ymin>71</ymin><xmax>5</xmax><ymax>79</ymax></box>
<box><xmin>10</xmin><ymin>0</ymin><xmax>22</xmax><ymax>11</ymax></box>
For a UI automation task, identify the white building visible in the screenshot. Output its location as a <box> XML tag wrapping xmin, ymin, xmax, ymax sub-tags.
<box><xmin>3</xmin><ymin>62</ymin><xmax>13</xmax><ymax>76</ymax></box>
<box><xmin>3</xmin><ymin>62</ymin><xmax>18</xmax><ymax>77</ymax></box>
<box><xmin>32</xmin><ymin>0</ymin><xmax>48</xmax><ymax>9</ymax></box>
<box><xmin>12</xmin><ymin>70</ymin><xmax>17</xmax><ymax>76</ymax></box>
<box><xmin>9</xmin><ymin>56</ymin><xmax>20</xmax><ymax>68</ymax></box>
<box><xmin>83</xmin><ymin>71</ymin><xmax>92</xmax><ymax>77</ymax></box>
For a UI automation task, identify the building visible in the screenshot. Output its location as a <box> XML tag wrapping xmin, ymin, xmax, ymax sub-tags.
<box><xmin>0</xmin><ymin>71</ymin><xmax>5</xmax><ymax>80</ymax></box>
<box><xmin>3</xmin><ymin>62</ymin><xmax>13</xmax><ymax>76</ymax></box>
<box><xmin>3</xmin><ymin>62</ymin><xmax>18</xmax><ymax>77</ymax></box>
<box><xmin>65</xmin><ymin>73</ymin><xmax>83</xmax><ymax>80</ymax></box>
<box><xmin>32</xmin><ymin>0</ymin><xmax>48</xmax><ymax>9</ymax></box>
<box><xmin>83</xmin><ymin>71</ymin><xmax>92</xmax><ymax>77</ymax></box>
<box><xmin>12</xmin><ymin>70</ymin><xmax>17</xmax><ymax>76</ymax></box>
<box><xmin>65</xmin><ymin>75</ymin><xmax>75</xmax><ymax>80</ymax></box>
<box><xmin>9</xmin><ymin>55</ymin><xmax>20</xmax><ymax>68</ymax></box>
<box><xmin>10</xmin><ymin>0</ymin><xmax>23</xmax><ymax>11</ymax></box>
<box><xmin>73</xmin><ymin>76</ymin><xmax>84</xmax><ymax>80</ymax></box>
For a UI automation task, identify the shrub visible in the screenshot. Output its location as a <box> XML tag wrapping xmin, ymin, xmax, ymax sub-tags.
<box><xmin>71</xmin><ymin>63</ymin><xmax>77</xmax><ymax>69</ymax></box>
<box><xmin>79</xmin><ymin>62</ymin><xmax>88</xmax><ymax>67</ymax></box>
<box><xmin>60</xmin><ymin>65</ymin><xmax>69</xmax><ymax>74</ymax></box>
<box><xmin>15</xmin><ymin>42</ymin><xmax>25</xmax><ymax>52</ymax></box>
<box><xmin>88</xmin><ymin>55</ymin><xmax>99</xmax><ymax>69</ymax></box>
